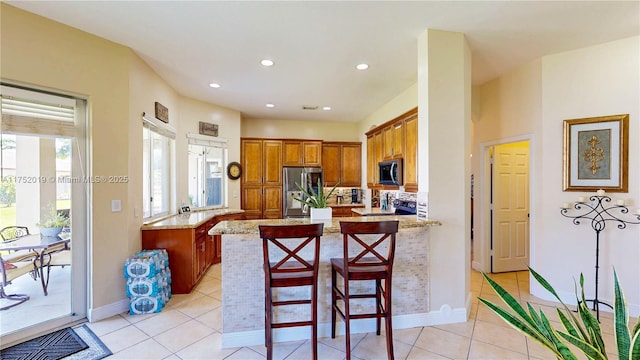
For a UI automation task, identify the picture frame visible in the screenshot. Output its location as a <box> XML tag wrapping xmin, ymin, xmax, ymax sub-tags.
<box><xmin>199</xmin><ymin>121</ymin><xmax>219</xmax><ymax>137</ymax></box>
<box><xmin>563</xmin><ymin>114</ymin><xmax>629</xmax><ymax>192</ymax></box>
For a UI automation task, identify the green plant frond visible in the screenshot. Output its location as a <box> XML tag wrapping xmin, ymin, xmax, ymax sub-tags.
<box><xmin>478</xmin><ymin>297</ymin><xmax>558</xmax><ymax>353</ymax></box>
<box><xmin>630</xmin><ymin>330</ymin><xmax>640</xmax><ymax>360</ymax></box>
<box><xmin>558</xmin><ymin>309</ymin><xmax>581</xmax><ymax>339</ymax></box>
<box><xmin>530</xmin><ymin>267</ymin><xmax>563</xmax><ymax>300</ymax></box>
<box><xmin>527</xmin><ymin>303</ymin><xmax>546</xmax><ymax>330</ymax></box>
<box><xmin>293</xmin><ymin>179</ymin><xmax>339</xmax><ymax>208</ymax></box>
<box><xmin>613</xmin><ymin>270</ymin><xmax>631</xmax><ymax>360</ymax></box>
<box><xmin>632</xmin><ymin>318</ymin><xmax>640</xmax><ymax>338</ymax></box>
<box><xmin>557</xmin><ymin>332</ymin><xmax>606</xmax><ymax>360</ymax></box>
<box><xmin>482</xmin><ymin>274</ymin><xmax>535</xmax><ymax>324</ymax></box>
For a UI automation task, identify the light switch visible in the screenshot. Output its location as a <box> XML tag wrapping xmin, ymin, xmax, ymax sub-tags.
<box><xmin>111</xmin><ymin>199</ymin><xmax>122</xmax><ymax>212</ymax></box>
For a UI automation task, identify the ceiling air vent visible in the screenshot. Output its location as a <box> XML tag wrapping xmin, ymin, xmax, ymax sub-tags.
<box><xmin>302</xmin><ymin>105</ymin><xmax>318</xmax><ymax>110</ymax></box>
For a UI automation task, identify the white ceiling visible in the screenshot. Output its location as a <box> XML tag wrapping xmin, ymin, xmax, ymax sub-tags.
<box><xmin>6</xmin><ymin>1</ymin><xmax>640</xmax><ymax>123</ymax></box>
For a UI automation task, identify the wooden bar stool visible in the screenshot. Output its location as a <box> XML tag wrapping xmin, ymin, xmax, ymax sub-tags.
<box><xmin>331</xmin><ymin>220</ymin><xmax>399</xmax><ymax>360</ymax></box>
<box><xmin>259</xmin><ymin>223</ymin><xmax>324</xmax><ymax>360</ymax></box>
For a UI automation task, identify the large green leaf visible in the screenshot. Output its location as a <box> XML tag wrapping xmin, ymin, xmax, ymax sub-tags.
<box><xmin>557</xmin><ymin>331</ymin><xmax>606</xmax><ymax>360</ymax></box>
<box><xmin>613</xmin><ymin>270</ymin><xmax>630</xmax><ymax>360</ymax></box>
<box><xmin>630</xmin><ymin>331</ymin><xmax>640</xmax><ymax>360</ymax></box>
<box><xmin>482</xmin><ymin>274</ymin><xmax>536</xmax><ymax>327</ymax></box>
<box><xmin>477</xmin><ymin>298</ymin><xmax>561</xmax><ymax>356</ymax></box>
<box><xmin>538</xmin><ymin>311</ymin><xmax>577</xmax><ymax>359</ymax></box>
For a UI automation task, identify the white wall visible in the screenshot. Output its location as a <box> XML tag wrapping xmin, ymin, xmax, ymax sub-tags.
<box><xmin>537</xmin><ymin>36</ymin><xmax>640</xmax><ymax>315</ymax></box>
<box><xmin>475</xmin><ymin>35</ymin><xmax>639</xmax><ymax>316</ymax></box>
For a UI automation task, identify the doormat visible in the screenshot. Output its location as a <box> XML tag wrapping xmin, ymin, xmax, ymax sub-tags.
<box><xmin>0</xmin><ymin>327</ymin><xmax>87</xmax><ymax>360</ymax></box>
<box><xmin>63</xmin><ymin>325</ymin><xmax>112</xmax><ymax>360</ymax></box>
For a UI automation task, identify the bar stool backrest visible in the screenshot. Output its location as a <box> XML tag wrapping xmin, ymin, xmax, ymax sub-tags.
<box><xmin>259</xmin><ymin>223</ymin><xmax>324</xmax><ymax>277</ymax></box>
<box><xmin>339</xmin><ymin>220</ymin><xmax>399</xmax><ymax>271</ymax></box>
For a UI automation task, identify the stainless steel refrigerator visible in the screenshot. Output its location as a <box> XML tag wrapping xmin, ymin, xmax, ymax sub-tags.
<box><xmin>283</xmin><ymin>167</ymin><xmax>323</xmax><ymax>218</ymax></box>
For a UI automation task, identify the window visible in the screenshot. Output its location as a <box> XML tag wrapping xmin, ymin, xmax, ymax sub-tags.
<box><xmin>187</xmin><ymin>133</ymin><xmax>228</xmax><ymax>208</ymax></box>
<box><xmin>142</xmin><ymin>115</ymin><xmax>174</xmax><ymax>218</ymax></box>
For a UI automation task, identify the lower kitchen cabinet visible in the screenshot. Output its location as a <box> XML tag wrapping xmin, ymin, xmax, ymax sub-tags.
<box><xmin>331</xmin><ymin>205</ymin><xmax>364</xmax><ymax>217</ymax></box>
<box><xmin>141</xmin><ymin>212</ymin><xmax>244</xmax><ymax>294</ymax></box>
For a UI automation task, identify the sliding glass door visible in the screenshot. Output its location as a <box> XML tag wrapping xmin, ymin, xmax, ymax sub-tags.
<box><xmin>0</xmin><ymin>84</ymin><xmax>87</xmax><ymax>346</ymax></box>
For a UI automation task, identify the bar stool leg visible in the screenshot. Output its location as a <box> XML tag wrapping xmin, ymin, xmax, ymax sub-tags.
<box><xmin>376</xmin><ymin>278</ymin><xmax>382</xmax><ymax>335</ymax></box>
<box><xmin>312</xmin><ymin>281</ymin><xmax>318</xmax><ymax>359</ymax></box>
<box><xmin>385</xmin><ymin>278</ymin><xmax>394</xmax><ymax>360</ymax></box>
<box><xmin>344</xmin><ymin>278</ymin><xmax>351</xmax><ymax>360</ymax></box>
<box><xmin>331</xmin><ymin>267</ymin><xmax>337</xmax><ymax>339</ymax></box>
<box><xmin>265</xmin><ymin>288</ymin><xmax>273</xmax><ymax>360</ymax></box>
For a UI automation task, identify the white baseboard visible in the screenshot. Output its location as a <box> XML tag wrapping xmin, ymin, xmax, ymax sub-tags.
<box><xmin>88</xmin><ymin>298</ymin><xmax>129</xmax><ymax>322</ymax></box>
<box><xmin>222</xmin><ymin>306</ymin><xmax>470</xmax><ymax>348</ymax></box>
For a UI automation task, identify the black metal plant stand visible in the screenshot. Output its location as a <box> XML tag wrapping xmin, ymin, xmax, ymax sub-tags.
<box><xmin>560</xmin><ymin>193</ymin><xmax>640</xmax><ymax>320</ymax></box>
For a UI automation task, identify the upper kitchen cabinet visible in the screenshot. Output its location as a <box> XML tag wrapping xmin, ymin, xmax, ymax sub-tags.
<box><xmin>242</xmin><ymin>139</ymin><xmax>282</xmax><ymax>186</ymax></box>
<box><xmin>322</xmin><ymin>142</ymin><xmax>362</xmax><ymax>187</ymax></box>
<box><xmin>283</xmin><ymin>140</ymin><xmax>322</xmax><ymax>167</ymax></box>
<box><xmin>403</xmin><ymin>110</ymin><xmax>418</xmax><ymax>192</ymax></box>
<box><xmin>366</xmin><ymin>130</ymin><xmax>384</xmax><ymax>187</ymax></box>
<box><xmin>366</xmin><ymin>107</ymin><xmax>417</xmax><ymax>191</ymax></box>
<box><xmin>241</xmin><ymin>138</ymin><xmax>283</xmax><ymax>219</ymax></box>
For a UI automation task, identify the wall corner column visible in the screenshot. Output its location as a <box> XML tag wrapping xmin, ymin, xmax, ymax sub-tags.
<box><xmin>418</xmin><ymin>29</ymin><xmax>472</xmax><ymax>321</ymax></box>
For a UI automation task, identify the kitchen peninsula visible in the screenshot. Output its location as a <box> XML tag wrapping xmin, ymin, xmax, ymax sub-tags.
<box><xmin>141</xmin><ymin>209</ymin><xmax>245</xmax><ymax>294</ymax></box>
<box><xmin>209</xmin><ymin>215</ymin><xmax>441</xmax><ymax>348</ymax></box>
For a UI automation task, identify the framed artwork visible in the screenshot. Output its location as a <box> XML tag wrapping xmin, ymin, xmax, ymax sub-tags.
<box><xmin>563</xmin><ymin>114</ymin><xmax>629</xmax><ymax>192</ymax></box>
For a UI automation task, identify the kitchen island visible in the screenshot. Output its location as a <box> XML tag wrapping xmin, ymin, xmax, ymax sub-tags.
<box><xmin>141</xmin><ymin>208</ymin><xmax>245</xmax><ymax>294</ymax></box>
<box><xmin>209</xmin><ymin>215</ymin><xmax>442</xmax><ymax>348</ymax></box>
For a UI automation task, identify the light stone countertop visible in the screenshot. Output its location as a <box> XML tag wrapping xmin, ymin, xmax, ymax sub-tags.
<box><xmin>141</xmin><ymin>208</ymin><xmax>245</xmax><ymax>230</ymax></box>
<box><xmin>209</xmin><ymin>215</ymin><xmax>440</xmax><ymax>235</ymax></box>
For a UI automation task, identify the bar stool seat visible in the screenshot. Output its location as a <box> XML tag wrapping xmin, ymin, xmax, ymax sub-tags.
<box><xmin>259</xmin><ymin>223</ymin><xmax>324</xmax><ymax>360</ymax></box>
<box><xmin>331</xmin><ymin>220</ymin><xmax>399</xmax><ymax>360</ymax></box>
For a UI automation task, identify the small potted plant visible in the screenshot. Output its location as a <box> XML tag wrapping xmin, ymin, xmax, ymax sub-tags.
<box><xmin>294</xmin><ymin>179</ymin><xmax>339</xmax><ymax>220</ymax></box>
<box><xmin>37</xmin><ymin>203</ymin><xmax>70</xmax><ymax>237</ymax></box>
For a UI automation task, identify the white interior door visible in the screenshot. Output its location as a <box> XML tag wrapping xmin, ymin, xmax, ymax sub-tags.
<box><xmin>492</xmin><ymin>141</ymin><xmax>530</xmax><ymax>273</ymax></box>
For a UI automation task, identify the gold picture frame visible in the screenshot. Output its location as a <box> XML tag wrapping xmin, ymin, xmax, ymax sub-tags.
<box><xmin>563</xmin><ymin>114</ymin><xmax>629</xmax><ymax>192</ymax></box>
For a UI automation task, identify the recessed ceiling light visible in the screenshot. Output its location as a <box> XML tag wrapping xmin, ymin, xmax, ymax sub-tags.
<box><xmin>209</xmin><ymin>83</ymin><xmax>221</xmax><ymax>88</ymax></box>
<box><xmin>266</xmin><ymin>103</ymin><xmax>275</xmax><ymax>108</ymax></box>
<box><xmin>261</xmin><ymin>59</ymin><xmax>274</xmax><ymax>67</ymax></box>
<box><xmin>356</xmin><ymin>63</ymin><xmax>369</xmax><ymax>70</ymax></box>
<box><xmin>322</xmin><ymin>106</ymin><xmax>331</xmax><ymax>111</ymax></box>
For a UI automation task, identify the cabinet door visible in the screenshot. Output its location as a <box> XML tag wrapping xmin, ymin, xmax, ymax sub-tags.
<box><xmin>367</xmin><ymin>135</ymin><xmax>375</xmax><ymax>186</ymax></box>
<box><xmin>283</xmin><ymin>141</ymin><xmax>302</xmax><ymax>166</ymax></box>
<box><xmin>404</xmin><ymin>115</ymin><xmax>418</xmax><ymax>190</ymax></box>
<box><xmin>383</xmin><ymin>125</ymin><xmax>394</xmax><ymax>159</ymax></box>
<box><xmin>263</xmin><ymin>140</ymin><xmax>282</xmax><ymax>185</ymax></box>
<box><xmin>242</xmin><ymin>139</ymin><xmax>263</xmax><ymax>185</ymax></box>
<box><xmin>195</xmin><ymin>236</ymin><xmax>207</xmax><ymax>281</ymax></box>
<box><xmin>392</xmin><ymin>120</ymin><xmax>404</xmax><ymax>158</ymax></box>
<box><xmin>302</xmin><ymin>141</ymin><xmax>322</xmax><ymax>166</ymax></box>
<box><xmin>242</xmin><ymin>186</ymin><xmax>263</xmax><ymax>219</ymax></box>
<box><xmin>374</xmin><ymin>131</ymin><xmax>384</xmax><ymax>183</ymax></box>
<box><xmin>322</xmin><ymin>143</ymin><xmax>341</xmax><ymax>186</ymax></box>
<box><xmin>340</xmin><ymin>143</ymin><xmax>361</xmax><ymax>187</ymax></box>
<box><xmin>263</xmin><ymin>186</ymin><xmax>283</xmax><ymax>219</ymax></box>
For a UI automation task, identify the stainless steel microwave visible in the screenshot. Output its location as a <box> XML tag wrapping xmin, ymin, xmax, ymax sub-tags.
<box><xmin>378</xmin><ymin>159</ymin><xmax>402</xmax><ymax>185</ymax></box>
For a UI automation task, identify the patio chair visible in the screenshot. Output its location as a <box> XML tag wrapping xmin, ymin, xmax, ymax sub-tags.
<box><xmin>1</xmin><ymin>251</ymin><xmax>38</xmax><ymax>310</ymax></box>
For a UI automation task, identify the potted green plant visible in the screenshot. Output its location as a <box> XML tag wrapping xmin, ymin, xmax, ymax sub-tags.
<box><xmin>478</xmin><ymin>267</ymin><xmax>640</xmax><ymax>360</ymax></box>
<box><xmin>294</xmin><ymin>179</ymin><xmax>339</xmax><ymax>220</ymax></box>
<box><xmin>37</xmin><ymin>203</ymin><xmax>70</xmax><ymax>237</ymax></box>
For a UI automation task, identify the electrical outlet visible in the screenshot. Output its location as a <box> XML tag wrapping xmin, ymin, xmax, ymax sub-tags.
<box><xmin>111</xmin><ymin>199</ymin><xmax>122</xmax><ymax>212</ymax></box>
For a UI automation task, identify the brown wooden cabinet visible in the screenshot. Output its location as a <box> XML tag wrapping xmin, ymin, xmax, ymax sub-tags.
<box><xmin>241</xmin><ymin>138</ymin><xmax>283</xmax><ymax>219</ymax></box>
<box><xmin>283</xmin><ymin>140</ymin><xmax>322</xmax><ymax>167</ymax></box>
<box><xmin>331</xmin><ymin>205</ymin><xmax>365</xmax><ymax>217</ymax></box>
<box><xmin>366</xmin><ymin>107</ymin><xmax>417</xmax><ymax>190</ymax></box>
<box><xmin>322</xmin><ymin>142</ymin><xmax>361</xmax><ymax>187</ymax></box>
<box><xmin>366</xmin><ymin>130</ymin><xmax>384</xmax><ymax>187</ymax></box>
<box><xmin>141</xmin><ymin>212</ymin><xmax>244</xmax><ymax>294</ymax></box>
<box><xmin>403</xmin><ymin>111</ymin><xmax>418</xmax><ymax>192</ymax></box>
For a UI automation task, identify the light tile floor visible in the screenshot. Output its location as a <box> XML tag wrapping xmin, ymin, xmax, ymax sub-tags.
<box><xmin>82</xmin><ymin>264</ymin><xmax>633</xmax><ymax>359</ymax></box>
